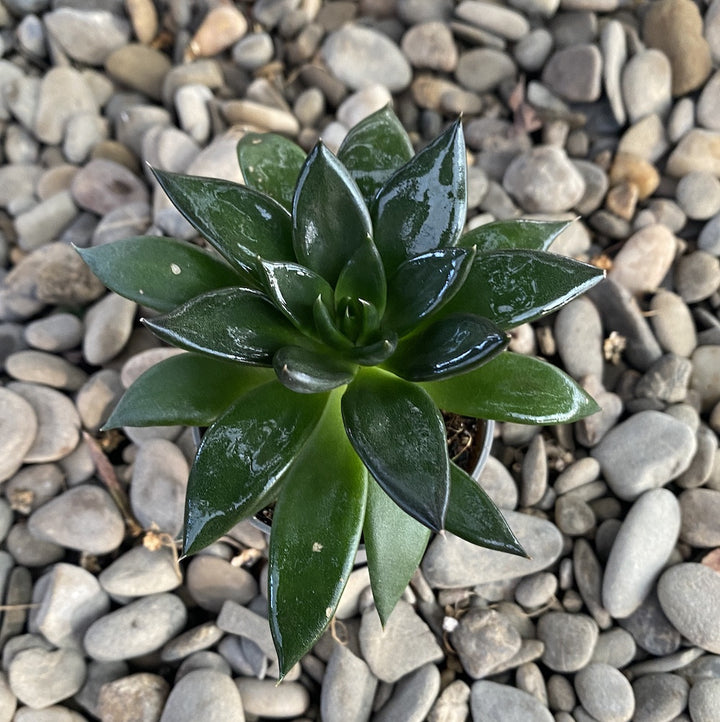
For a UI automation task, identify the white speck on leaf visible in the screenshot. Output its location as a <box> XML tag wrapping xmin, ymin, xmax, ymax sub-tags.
<box><xmin>170</xmin><ymin>263</ymin><xmax>182</xmax><ymax>275</ymax></box>
<box><xmin>312</xmin><ymin>542</ymin><xmax>323</xmax><ymax>552</ymax></box>
<box><xmin>325</xmin><ymin>606</ymin><xmax>333</xmax><ymax>618</ymax></box>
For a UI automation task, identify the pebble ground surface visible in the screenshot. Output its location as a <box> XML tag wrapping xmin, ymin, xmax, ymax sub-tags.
<box><xmin>1</xmin><ymin>0</ymin><xmax>720</xmax><ymax>720</ymax></box>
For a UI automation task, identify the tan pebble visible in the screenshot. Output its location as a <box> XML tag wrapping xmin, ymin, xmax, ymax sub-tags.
<box><xmin>609</xmin><ymin>152</ymin><xmax>660</xmax><ymax>200</ymax></box>
<box><xmin>185</xmin><ymin>4</ymin><xmax>248</xmax><ymax>61</ymax></box>
<box><xmin>605</xmin><ymin>182</ymin><xmax>639</xmax><ymax>221</ymax></box>
<box><xmin>126</xmin><ymin>0</ymin><xmax>158</xmax><ymax>44</ymax></box>
<box><xmin>90</xmin><ymin>140</ymin><xmax>141</xmax><ymax>175</ymax></box>
<box><xmin>221</xmin><ymin>99</ymin><xmax>299</xmax><ymax>136</ymax></box>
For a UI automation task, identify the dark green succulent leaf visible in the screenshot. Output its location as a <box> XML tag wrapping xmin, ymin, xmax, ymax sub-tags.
<box><xmin>104</xmin><ymin>352</ymin><xmax>274</xmax><ymax>428</ymax></box>
<box><xmin>384</xmin><ymin>314</ymin><xmax>509</xmax><ymax>382</ymax></box>
<box><xmin>313</xmin><ymin>296</ymin><xmax>354</xmax><ymax>350</ymax></box>
<box><xmin>261</xmin><ymin>260</ymin><xmax>334</xmax><ymax>336</ymax></box>
<box><xmin>337</xmin><ymin>106</ymin><xmax>415</xmax><ymax>205</ymax></box>
<box><xmin>142</xmin><ymin>288</ymin><xmax>306</xmax><ymax>365</ymax></box>
<box><xmin>446</xmin><ymin>462</ymin><xmax>527</xmax><ymax>556</ymax></box>
<box><xmin>334</xmin><ymin>235</ymin><xmax>387</xmax><ymax>318</ymax></box>
<box><xmin>269</xmin><ymin>391</ymin><xmax>368</xmax><ymax>677</ymax></box>
<box><xmin>344</xmin><ymin>331</ymin><xmax>398</xmax><ymax>366</ymax></box>
<box><xmin>421</xmin><ymin>352</ymin><xmax>601</xmax><ymax>424</ymax></box>
<box><xmin>75</xmin><ymin>237</ymin><xmax>243</xmax><ymax>312</ymax></box>
<box><xmin>273</xmin><ymin>345</ymin><xmax>357</xmax><ymax>393</ymax></box>
<box><xmin>237</xmin><ymin>132</ymin><xmax>306</xmax><ymax>211</ymax></box>
<box><xmin>363</xmin><ymin>478</ymin><xmax>431</xmax><ymax>626</ymax></box>
<box><xmin>383</xmin><ymin>247</ymin><xmax>475</xmax><ymax>336</ymax></box>
<box><xmin>342</xmin><ymin>368</ymin><xmax>449</xmax><ymax>532</ymax></box>
<box><xmin>457</xmin><ymin>219</ymin><xmax>572</xmax><ymax>252</ymax></box>
<box><xmin>372</xmin><ymin>118</ymin><xmax>466</xmax><ymax>274</ymax></box>
<box><xmin>292</xmin><ymin>142</ymin><xmax>373</xmax><ymax>285</ymax></box>
<box><xmin>183</xmin><ymin>381</ymin><xmax>330</xmax><ymax>556</ymax></box>
<box><xmin>153</xmin><ymin>169</ymin><xmax>293</xmax><ymax>282</ymax></box>
<box><xmin>337</xmin><ymin>297</ymin><xmax>380</xmax><ymax>345</ymax></box>
<box><xmin>439</xmin><ymin>250</ymin><xmax>605</xmax><ymax>329</ymax></box>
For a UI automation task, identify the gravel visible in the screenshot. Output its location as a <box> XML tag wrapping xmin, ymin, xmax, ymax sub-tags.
<box><xmin>1</xmin><ymin>0</ymin><xmax>720</xmax><ymax>717</ymax></box>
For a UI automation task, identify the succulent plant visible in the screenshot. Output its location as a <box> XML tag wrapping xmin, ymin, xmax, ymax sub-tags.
<box><xmin>78</xmin><ymin>108</ymin><xmax>603</xmax><ymax>677</ymax></box>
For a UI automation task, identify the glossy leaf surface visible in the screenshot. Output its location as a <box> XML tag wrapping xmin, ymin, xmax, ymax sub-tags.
<box><xmin>439</xmin><ymin>250</ymin><xmax>605</xmax><ymax>329</ymax></box>
<box><xmin>383</xmin><ymin>247</ymin><xmax>475</xmax><ymax>336</ymax></box>
<box><xmin>236</xmin><ymin>132</ymin><xmax>306</xmax><ymax>211</ymax></box>
<box><xmin>262</xmin><ymin>261</ymin><xmax>334</xmax><ymax>336</ymax></box>
<box><xmin>373</xmin><ymin>119</ymin><xmax>466</xmax><ymax>274</ymax></box>
<box><xmin>334</xmin><ymin>235</ymin><xmax>387</xmax><ymax>318</ymax></box>
<box><xmin>269</xmin><ymin>392</ymin><xmax>367</xmax><ymax>676</ymax></box>
<box><xmin>344</xmin><ymin>331</ymin><xmax>398</xmax><ymax>366</ymax></box>
<box><xmin>153</xmin><ymin>169</ymin><xmax>293</xmax><ymax>281</ymax></box>
<box><xmin>342</xmin><ymin>369</ymin><xmax>449</xmax><ymax>531</ymax></box>
<box><xmin>143</xmin><ymin>288</ymin><xmax>305</xmax><ymax>365</ymax></box>
<box><xmin>422</xmin><ymin>352</ymin><xmax>600</xmax><ymax>424</ymax></box>
<box><xmin>385</xmin><ymin>314</ymin><xmax>508</xmax><ymax>381</ymax></box>
<box><xmin>273</xmin><ymin>345</ymin><xmax>356</xmax><ymax>393</ymax></box>
<box><xmin>363</xmin><ymin>478</ymin><xmax>430</xmax><ymax>626</ymax></box>
<box><xmin>76</xmin><ymin>237</ymin><xmax>242</xmax><ymax>312</ymax></box>
<box><xmin>183</xmin><ymin>382</ymin><xmax>329</xmax><ymax>555</ymax></box>
<box><xmin>293</xmin><ymin>143</ymin><xmax>372</xmax><ymax>285</ymax></box>
<box><xmin>458</xmin><ymin>219</ymin><xmax>572</xmax><ymax>252</ymax></box>
<box><xmin>446</xmin><ymin>463</ymin><xmax>526</xmax><ymax>556</ymax></box>
<box><xmin>313</xmin><ymin>296</ymin><xmax>353</xmax><ymax>350</ymax></box>
<box><xmin>105</xmin><ymin>352</ymin><xmax>273</xmax><ymax>428</ymax></box>
<box><xmin>337</xmin><ymin>106</ymin><xmax>414</xmax><ymax>205</ymax></box>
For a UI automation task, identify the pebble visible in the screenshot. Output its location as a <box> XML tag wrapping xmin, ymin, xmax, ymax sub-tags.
<box><xmin>428</xmin><ymin>679</ymin><xmax>470</xmax><ymax>722</ymax></box>
<box><xmin>677</xmin><ymin>424</ymin><xmax>717</xmax><ymax>488</ymax></box>
<box><xmin>666</xmin><ymin>129</ymin><xmax>720</xmax><ymax>177</ymax></box>
<box><xmin>690</xmin><ymin>346</ymin><xmax>720</xmax><ymax>412</ymax></box>
<box><xmin>76</xmin><ymin>369</ymin><xmax>124</xmax><ymax>432</ymax></box>
<box><xmin>680</xmin><ymin>488</ymin><xmax>720</xmax><ymax>547</ymax></box>
<box><xmin>186</xmin><ymin>556</ymin><xmax>258</xmax><ymax>613</ymax></box>
<box><xmin>591</xmin><ymin>410</ymin><xmax>697</xmax><ymax>500</ymax></box>
<box><xmin>657</xmin><ymin>563</ymin><xmax>720</xmax><ymax>653</ymax></box>
<box><xmin>451</xmin><ymin>608</ymin><xmax>521</xmax><ymax>679</ymax></box>
<box><xmin>31</xmin><ymin>563</ymin><xmax>109</xmax><ymax>649</ymax></box>
<box><xmin>99</xmin><ymin>545</ymin><xmax>181</xmax><ymax>597</ymax></box>
<box><xmin>320</xmin><ymin>643</ymin><xmax>377</xmax><ymax>722</ymax></box>
<box><xmin>538</xmin><ymin>612</ymin><xmax>599</xmax><ymax>672</ymax></box>
<box><xmin>174</xmin><ymin>84</ymin><xmax>213</xmax><ymax>145</ymax></box>
<box><xmin>619</xmin><ymin>590</ymin><xmax>682</xmax><ymax>656</ymax></box>
<box><xmin>14</xmin><ymin>191</ymin><xmax>78</xmax><ymax>252</ymax></box>
<box><xmin>236</xmin><ymin>677</ymin><xmax>310</xmax><ymax>717</ymax></box>
<box><xmin>632</xmin><ymin>673</ymin><xmax>689</xmax><ymax>722</ymax></box>
<box><xmin>520</xmin><ymin>434</ymin><xmax>547</xmax><ymax>508</ymax></box>
<box><xmin>27</xmin><ymin>485</ymin><xmax>125</xmax><ymax>555</ymax></box>
<box><xmin>554</xmin><ymin>296</ymin><xmax>604</xmax><ymax>380</ymax></box>
<box><xmin>71</xmin><ymin>159</ymin><xmax>149</xmax><ymax>216</ymax></box>
<box><xmin>336</xmin><ymin>84</ymin><xmax>392</xmax><ymax>130</ymax></box>
<box><xmin>602</xmin><ymin>488</ymin><xmax>680</xmax><ymax>619</ymax></box>
<box><xmin>401</xmin><ymin>21</ymin><xmax>457</xmax><ymax>71</ymax></box>
<box><xmin>476</xmin><ymin>455</ymin><xmax>518</xmax><ymax>509</ymax></box>
<box><xmin>176</xmin><ymin>651</ymin><xmax>231</xmax><ymax>681</ymax></box>
<box><xmin>7</xmin><ymin>382</ymin><xmax>80</xmax><ymax>463</ymax></box>
<box><xmin>590</xmin><ymin>627</ymin><xmax>636</xmax><ymax>668</ymax></box>
<box><xmin>34</xmin><ymin>68</ymin><xmax>98</xmax><ymax>145</ymax></box>
<box><xmin>84</xmin><ymin>593</ymin><xmax>187</xmax><ymax>662</ymax></box>
<box><xmin>232</xmin><ymin>32</ymin><xmax>275</xmax><ymax>70</ymax></box>
<box><xmin>129</xmin><ymin>438</ymin><xmax>188</xmax><ymax>536</ymax></box>
<box><xmin>687</xmin><ymin>678</ymin><xmax>720</xmax><ymax>722</ymax></box>
<box><xmin>8</xmin><ymin>646</ymin><xmax>86</xmax><ymax>709</ymax></box>
<box><xmin>700</xmin><ymin>213</ymin><xmax>720</xmax><ymax>255</ymax></box>
<box><xmin>455</xmin><ymin>1</ymin><xmax>529</xmax><ymax>41</ymax></box>
<box><xmin>676</xmin><ymin>171</ymin><xmax>720</xmax><ymax>220</ymax></box>
<box><xmin>422</xmin><ymin>511</ymin><xmax>562</xmax><ymax>588</ymax></box>
<box><xmin>621</xmin><ymin>49</ymin><xmax>672</xmax><ymax>124</ymax></box>
<box><xmin>104</xmin><ymin>44</ymin><xmax>171</xmax><ymax>102</ymax></box>
<box><xmin>574</xmin><ymin>663</ymin><xmax>634</xmax><ymax>722</ymax></box>
<box><xmin>374</xmin><ymin>663</ymin><xmax>440</xmax><ymax>722</ymax></box>
<box><xmin>675</xmin><ymin>251</ymin><xmax>720</xmax><ymax>304</ymax></box>
<box><xmin>97</xmin><ymin>673</ymin><xmax>169</xmax><ymax>722</ymax></box>
<box><xmin>542</xmin><ymin>44</ymin><xmax>602</xmax><ymax>102</ymax></box>
<box><xmin>649</xmin><ymin>290</ymin><xmax>697</xmax><ymax>357</ymax></box>
<box><xmin>573</xmin><ymin>538</ymin><xmax>611</xmax><ymax>629</ymax></box>
<box><xmin>697</xmin><ymin>70</ymin><xmax>720</xmax><ymax>131</ymax></box>
<box><xmin>470</xmin><ymin>681</ymin><xmax>554</xmax><ymax>722</ymax></box>
<box><xmin>0</xmin><ymin>387</ymin><xmax>37</xmax><ymax>482</ymax></box>
<box><xmin>635</xmin><ymin>354</ymin><xmax>692</xmax><ymax>404</ymax></box>
<box><xmin>6</xmin><ymin>522</ymin><xmax>65</xmax><ymax>567</ymax></box>
<box><xmin>359</xmin><ymin>600</ymin><xmax>443</xmax><ymax>683</ymax></box>
<box><xmin>321</xmin><ymin>25</ymin><xmax>412</xmax><ymax>92</ymax></box>
<box><xmin>643</xmin><ymin>0</ymin><xmax>712</xmax><ymax>96</ymax></box>
<box><xmin>160</xmin><ymin>669</ymin><xmax>244</xmax><ymax>722</ymax></box>
<box><xmin>161</xmin><ymin>622</ymin><xmax>223</xmax><ymax>662</ymax></box>
<box><xmin>82</xmin><ymin>293</ymin><xmax>136</xmax><ymax>366</ymax></box>
<box><xmin>5</xmin><ymin>462</ymin><xmax>63</xmax><ymax>514</ymax></box>
<box><xmin>5</xmin><ymin>350</ymin><xmax>87</xmax><ymax>391</ymax></box>
<box><xmin>455</xmin><ymin>48</ymin><xmax>516</xmax><ymax>93</ymax></box>
<box><xmin>216</xmin><ymin>600</ymin><xmax>276</xmax><ymax>661</ymax></box>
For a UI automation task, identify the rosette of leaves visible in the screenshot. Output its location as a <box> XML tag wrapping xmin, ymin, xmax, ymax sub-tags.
<box><xmin>78</xmin><ymin>108</ymin><xmax>604</xmax><ymax>678</ymax></box>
